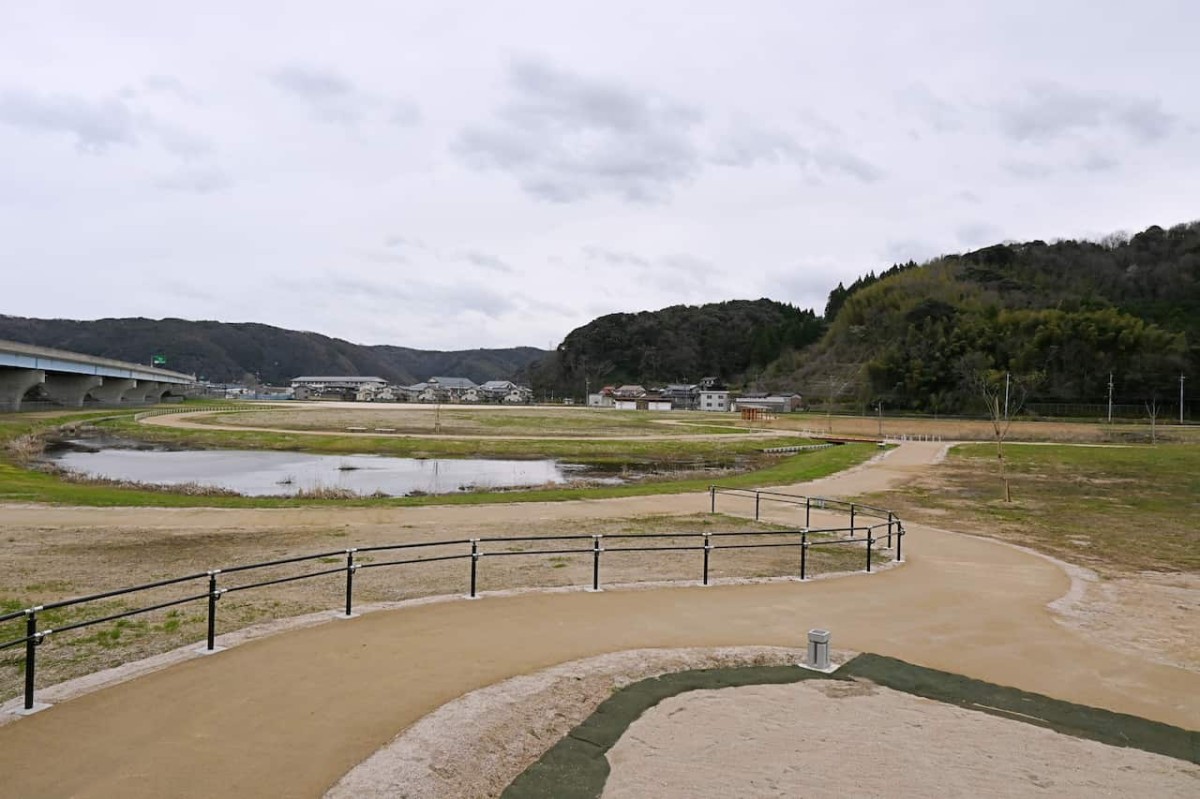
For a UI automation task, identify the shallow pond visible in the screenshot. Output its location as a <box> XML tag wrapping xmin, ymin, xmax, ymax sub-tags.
<box><xmin>46</xmin><ymin>445</ymin><xmax>600</xmax><ymax>497</ymax></box>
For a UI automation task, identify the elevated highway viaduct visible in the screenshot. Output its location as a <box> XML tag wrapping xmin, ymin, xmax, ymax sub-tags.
<box><xmin>0</xmin><ymin>339</ymin><xmax>196</xmax><ymax>411</ymax></box>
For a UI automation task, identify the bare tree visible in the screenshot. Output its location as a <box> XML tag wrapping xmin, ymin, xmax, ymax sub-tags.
<box><xmin>821</xmin><ymin>370</ymin><xmax>859</xmax><ymax>434</ymax></box>
<box><xmin>967</xmin><ymin>367</ymin><xmax>1038</xmax><ymax>502</ymax></box>
<box><xmin>1145</xmin><ymin>398</ymin><xmax>1161</xmax><ymax>444</ymax></box>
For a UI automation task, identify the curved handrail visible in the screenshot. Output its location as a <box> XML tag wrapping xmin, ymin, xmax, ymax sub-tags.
<box><xmin>1</xmin><ymin>493</ymin><xmax>904</xmax><ymax>713</ymax></box>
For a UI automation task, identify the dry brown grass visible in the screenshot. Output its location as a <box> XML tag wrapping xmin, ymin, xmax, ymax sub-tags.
<box><xmin>201</xmin><ymin>406</ymin><xmax>746</xmax><ymax>438</ymax></box>
<box><xmin>0</xmin><ymin>513</ymin><xmax>879</xmax><ymax>702</ymax></box>
<box><xmin>767</xmin><ymin>412</ymin><xmax>1200</xmax><ymax>445</ymax></box>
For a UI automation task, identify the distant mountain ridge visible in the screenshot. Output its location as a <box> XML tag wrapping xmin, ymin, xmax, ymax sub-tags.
<box><xmin>0</xmin><ymin>316</ymin><xmax>547</xmax><ymax>386</ymax></box>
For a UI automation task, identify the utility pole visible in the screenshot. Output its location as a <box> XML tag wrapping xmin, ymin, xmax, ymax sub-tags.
<box><xmin>876</xmin><ymin>400</ymin><xmax>883</xmax><ymax>439</ymax></box>
<box><xmin>1107</xmin><ymin>372</ymin><xmax>1114</xmax><ymax>423</ymax></box>
<box><xmin>1182</xmin><ymin>374</ymin><xmax>1187</xmax><ymax>425</ymax></box>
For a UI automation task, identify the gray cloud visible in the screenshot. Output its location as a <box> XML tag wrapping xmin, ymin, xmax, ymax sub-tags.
<box><xmin>711</xmin><ymin>128</ymin><xmax>883</xmax><ymax>183</ymax></box>
<box><xmin>323</xmin><ymin>273</ymin><xmax>518</xmax><ymax>319</ymax></box>
<box><xmin>1077</xmin><ymin>152</ymin><xmax>1119</xmax><ymax>173</ymax></box>
<box><xmin>270</xmin><ymin>65</ymin><xmax>420</xmax><ymax>128</ymax></box>
<box><xmin>154</xmin><ymin>167</ymin><xmax>232</xmax><ymax>194</ymax></box>
<box><xmin>454</xmin><ymin>59</ymin><xmax>703</xmax><ymax>203</ymax></box>
<box><xmin>0</xmin><ymin>85</ymin><xmax>217</xmax><ymax>164</ymax></box>
<box><xmin>1003</xmin><ymin>159</ymin><xmax>1055</xmax><ymax>179</ymax></box>
<box><xmin>955</xmin><ymin>222</ymin><xmax>1003</xmax><ymax>247</ymax></box>
<box><xmin>149</xmin><ymin>121</ymin><xmax>214</xmax><ymax>159</ymax></box>
<box><xmin>899</xmin><ymin>86</ymin><xmax>964</xmax><ymax>132</ymax></box>
<box><xmin>996</xmin><ymin>83</ymin><xmax>1177</xmax><ymax>144</ymax></box>
<box><xmin>582</xmin><ymin>246</ymin><xmax>651</xmax><ymax>267</ymax></box>
<box><xmin>142</xmin><ymin>75</ymin><xmax>201</xmax><ymax>104</ymax></box>
<box><xmin>461</xmin><ymin>250</ymin><xmax>514</xmax><ymax>273</ymax></box>
<box><xmin>883</xmin><ymin>238</ymin><xmax>943</xmax><ymax>264</ymax></box>
<box><xmin>270</xmin><ymin>65</ymin><xmax>362</xmax><ymax>124</ymax></box>
<box><xmin>0</xmin><ymin>88</ymin><xmax>138</xmax><ymax>151</ymax></box>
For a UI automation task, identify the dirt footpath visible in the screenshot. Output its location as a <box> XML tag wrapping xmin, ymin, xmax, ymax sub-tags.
<box><xmin>0</xmin><ymin>441</ymin><xmax>1196</xmax><ymax>798</ymax></box>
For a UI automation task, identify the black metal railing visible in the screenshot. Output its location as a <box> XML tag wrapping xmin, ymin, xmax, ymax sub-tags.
<box><xmin>1</xmin><ymin>493</ymin><xmax>903</xmax><ymax>713</ymax></box>
<box><xmin>709</xmin><ymin>485</ymin><xmax>904</xmax><ymax>556</ymax></box>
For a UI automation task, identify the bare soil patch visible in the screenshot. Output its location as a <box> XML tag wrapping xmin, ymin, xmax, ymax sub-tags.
<box><xmin>602</xmin><ymin>681</ymin><xmax>1200</xmax><ymax>798</ymax></box>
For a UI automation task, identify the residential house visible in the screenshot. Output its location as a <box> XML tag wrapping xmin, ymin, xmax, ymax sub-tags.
<box><xmin>588</xmin><ymin>385</ymin><xmax>616</xmax><ymax>408</ymax></box>
<box><xmin>732</xmin><ymin>393</ymin><xmax>803</xmax><ymax>413</ymax></box>
<box><xmin>660</xmin><ymin>383</ymin><xmax>699</xmax><ymax>410</ymax></box>
<box><xmin>613</xmin><ymin>385</ymin><xmax>647</xmax><ymax>399</ymax></box>
<box><xmin>480</xmin><ymin>380</ymin><xmax>518</xmax><ymax>401</ymax></box>
<box><xmin>698</xmin><ymin>388</ymin><xmax>730</xmax><ymax>412</ymax></box>
<box><xmin>614</xmin><ymin>392</ymin><xmax>672</xmax><ymax>411</ymax></box>
<box><xmin>356</xmin><ymin>384</ymin><xmax>397</xmax><ymax>402</ymax></box>
<box><xmin>291</xmin><ymin>375</ymin><xmax>387</xmax><ymax>402</ymax></box>
<box><xmin>503</xmin><ymin>386</ymin><xmax>533</xmax><ymax>403</ymax></box>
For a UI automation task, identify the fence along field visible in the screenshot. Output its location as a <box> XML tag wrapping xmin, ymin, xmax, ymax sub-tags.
<box><xmin>0</xmin><ymin>489</ymin><xmax>903</xmax><ymax>711</ymax></box>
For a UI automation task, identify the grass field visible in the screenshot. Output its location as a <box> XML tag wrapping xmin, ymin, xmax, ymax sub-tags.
<box><xmin>869</xmin><ymin>443</ymin><xmax>1200</xmax><ymax>574</ymax></box>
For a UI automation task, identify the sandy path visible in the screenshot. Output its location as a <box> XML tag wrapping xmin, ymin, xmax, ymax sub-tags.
<box><xmin>140</xmin><ymin>408</ymin><xmax>780</xmax><ymax>441</ymax></box>
<box><xmin>603</xmin><ymin>681</ymin><xmax>1200</xmax><ymax>798</ymax></box>
<box><xmin>0</xmin><ymin>441</ymin><xmax>1196</xmax><ymax>798</ymax></box>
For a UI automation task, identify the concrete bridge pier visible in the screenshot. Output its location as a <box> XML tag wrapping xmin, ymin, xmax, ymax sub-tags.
<box><xmin>131</xmin><ymin>380</ymin><xmax>164</xmax><ymax>404</ymax></box>
<box><xmin>43</xmin><ymin>374</ymin><xmax>103</xmax><ymax>408</ymax></box>
<box><xmin>0</xmin><ymin>367</ymin><xmax>45</xmax><ymax>411</ymax></box>
<box><xmin>87</xmin><ymin>378</ymin><xmax>138</xmax><ymax>405</ymax></box>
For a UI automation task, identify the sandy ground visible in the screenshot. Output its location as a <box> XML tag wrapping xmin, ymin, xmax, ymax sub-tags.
<box><xmin>0</xmin><ymin>441</ymin><xmax>1197</xmax><ymax>798</ymax></box>
<box><xmin>327</xmin><ymin>646</ymin><xmax>817</xmax><ymax>799</ymax></box>
<box><xmin>603</xmin><ymin>680</ymin><xmax>1200</xmax><ymax>798</ymax></box>
<box><xmin>141</xmin><ymin>406</ymin><xmax>780</xmax><ymax>440</ymax></box>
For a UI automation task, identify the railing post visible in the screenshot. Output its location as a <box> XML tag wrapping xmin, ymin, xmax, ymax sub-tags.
<box><xmin>702</xmin><ymin>532</ymin><xmax>711</xmax><ymax>585</ymax></box>
<box><xmin>896</xmin><ymin>524</ymin><xmax>903</xmax><ymax>562</ymax></box>
<box><xmin>344</xmin><ymin>548</ymin><xmax>357</xmax><ymax>616</ymax></box>
<box><xmin>887</xmin><ymin>512</ymin><xmax>894</xmax><ymax>548</ymax></box>
<box><xmin>591</xmin><ymin>535</ymin><xmax>602</xmax><ymax>591</ymax></box>
<box><xmin>205</xmin><ymin>570</ymin><xmax>221</xmax><ymax>652</ymax></box>
<box><xmin>755</xmin><ymin>491</ymin><xmax>761</xmax><ymax>521</ymax></box>
<box><xmin>866</xmin><ymin>530</ymin><xmax>873</xmax><ymax>573</ymax></box>
<box><xmin>800</xmin><ymin>532</ymin><xmax>808</xmax><ymax>580</ymax></box>
<box><xmin>849</xmin><ymin>504</ymin><xmax>856</xmax><ymax>538</ymax></box>
<box><xmin>709</xmin><ymin>485</ymin><xmax>716</xmax><ymax>514</ymax></box>
<box><xmin>23</xmin><ymin>608</ymin><xmax>42</xmax><ymax>711</ymax></box>
<box><xmin>805</xmin><ymin>497</ymin><xmax>811</xmax><ymax>528</ymax></box>
<box><xmin>469</xmin><ymin>539</ymin><xmax>479</xmax><ymax>598</ymax></box>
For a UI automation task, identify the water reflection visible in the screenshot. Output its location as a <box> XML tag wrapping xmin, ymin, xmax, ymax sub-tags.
<box><xmin>48</xmin><ymin>447</ymin><xmax>586</xmax><ymax>497</ymax></box>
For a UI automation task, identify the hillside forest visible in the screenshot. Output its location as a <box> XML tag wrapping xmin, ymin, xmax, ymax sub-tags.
<box><xmin>531</xmin><ymin>221</ymin><xmax>1198</xmax><ymax>414</ymax></box>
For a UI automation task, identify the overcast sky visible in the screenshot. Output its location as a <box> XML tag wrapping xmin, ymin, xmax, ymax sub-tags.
<box><xmin>2</xmin><ymin>2</ymin><xmax>1197</xmax><ymax>350</ymax></box>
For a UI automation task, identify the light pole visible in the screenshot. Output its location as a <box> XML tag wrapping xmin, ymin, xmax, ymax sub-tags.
<box><xmin>876</xmin><ymin>401</ymin><xmax>883</xmax><ymax>439</ymax></box>
<box><xmin>1181</xmin><ymin>374</ymin><xmax>1187</xmax><ymax>425</ymax></box>
<box><xmin>1107</xmin><ymin>372</ymin><xmax>1114</xmax><ymax>424</ymax></box>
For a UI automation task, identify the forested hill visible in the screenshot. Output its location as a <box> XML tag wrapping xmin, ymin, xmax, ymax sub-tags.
<box><xmin>0</xmin><ymin>316</ymin><xmax>546</xmax><ymax>385</ymax></box>
<box><xmin>527</xmin><ymin>299</ymin><xmax>823</xmax><ymax>395</ymax></box>
<box><xmin>772</xmin><ymin>221</ymin><xmax>1198</xmax><ymax>412</ymax></box>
